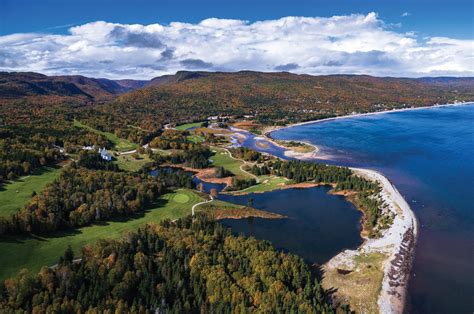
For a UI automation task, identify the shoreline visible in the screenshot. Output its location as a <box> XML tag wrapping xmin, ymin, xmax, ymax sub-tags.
<box><xmin>236</xmin><ymin>104</ymin><xmax>461</xmax><ymax>312</ymax></box>
<box><xmin>347</xmin><ymin>168</ymin><xmax>418</xmax><ymax>313</ymax></box>
<box><xmin>230</xmin><ymin>124</ymin><xmax>419</xmax><ymax>312</ymax></box>
<box><xmin>230</xmin><ymin>126</ymin><xmax>322</xmax><ymax>160</ymax></box>
<box><xmin>227</xmin><ymin>102</ymin><xmax>469</xmax><ymax>312</ymax></box>
<box><xmin>263</xmin><ymin>110</ymin><xmax>422</xmax><ymax>313</ymax></box>
<box><xmin>263</xmin><ymin>101</ymin><xmax>473</xmax><ymax>138</ymax></box>
<box><xmin>256</xmin><ymin>102</ymin><xmax>473</xmax><ymax>162</ymax></box>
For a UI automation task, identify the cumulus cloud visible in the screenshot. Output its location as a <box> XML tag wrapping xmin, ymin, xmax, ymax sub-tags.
<box><xmin>180</xmin><ymin>58</ymin><xmax>213</xmax><ymax>69</ymax></box>
<box><xmin>401</xmin><ymin>12</ymin><xmax>411</xmax><ymax>17</ymax></box>
<box><xmin>274</xmin><ymin>63</ymin><xmax>300</xmax><ymax>71</ymax></box>
<box><xmin>0</xmin><ymin>13</ymin><xmax>472</xmax><ymax>79</ymax></box>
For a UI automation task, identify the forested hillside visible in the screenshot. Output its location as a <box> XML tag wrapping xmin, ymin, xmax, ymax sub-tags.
<box><xmin>2</xmin><ymin>71</ymin><xmax>473</xmax><ymax>185</ymax></box>
<box><xmin>0</xmin><ymin>72</ymin><xmax>146</xmax><ymax>101</ymax></box>
<box><xmin>2</xmin><ymin>71</ymin><xmax>473</xmax><ymax>144</ymax></box>
<box><xmin>0</xmin><ymin>217</ymin><xmax>343</xmax><ymax>313</ymax></box>
<box><xmin>112</xmin><ymin>71</ymin><xmax>474</xmax><ymax>127</ymax></box>
<box><xmin>0</xmin><ymin>165</ymin><xmax>195</xmax><ymax>235</ymax></box>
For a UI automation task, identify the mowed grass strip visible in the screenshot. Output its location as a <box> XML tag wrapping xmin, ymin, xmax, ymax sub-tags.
<box><xmin>73</xmin><ymin>119</ymin><xmax>137</xmax><ymax>152</ymax></box>
<box><xmin>227</xmin><ymin>176</ymin><xmax>291</xmax><ymax>194</ymax></box>
<box><xmin>0</xmin><ymin>166</ymin><xmax>62</xmax><ymax>217</ymax></box>
<box><xmin>175</xmin><ymin>122</ymin><xmax>204</xmax><ymax>131</ymax></box>
<box><xmin>114</xmin><ymin>153</ymin><xmax>152</xmax><ymax>172</ymax></box>
<box><xmin>210</xmin><ymin>147</ymin><xmax>251</xmax><ymax>178</ymax></box>
<box><xmin>187</xmin><ymin>134</ymin><xmax>205</xmax><ymax>143</ymax></box>
<box><xmin>0</xmin><ymin>189</ymin><xmax>201</xmax><ymax>281</ymax></box>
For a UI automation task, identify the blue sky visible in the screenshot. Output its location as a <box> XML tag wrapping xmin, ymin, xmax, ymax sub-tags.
<box><xmin>1</xmin><ymin>0</ymin><xmax>472</xmax><ymax>38</ymax></box>
<box><xmin>0</xmin><ymin>0</ymin><xmax>472</xmax><ymax>78</ymax></box>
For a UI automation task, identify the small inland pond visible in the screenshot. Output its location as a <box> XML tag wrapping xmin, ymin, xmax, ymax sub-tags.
<box><xmin>218</xmin><ymin>186</ymin><xmax>363</xmax><ymax>264</ymax></box>
<box><xmin>151</xmin><ymin>162</ymin><xmax>364</xmax><ymax>265</ymax></box>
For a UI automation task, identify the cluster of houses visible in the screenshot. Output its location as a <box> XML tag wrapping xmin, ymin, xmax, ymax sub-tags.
<box><xmin>207</xmin><ymin>114</ymin><xmax>254</xmax><ymax>121</ymax></box>
<box><xmin>82</xmin><ymin>145</ymin><xmax>112</xmax><ymax>161</ymax></box>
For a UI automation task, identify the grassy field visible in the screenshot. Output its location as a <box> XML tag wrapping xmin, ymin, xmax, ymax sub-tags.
<box><xmin>73</xmin><ymin>119</ymin><xmax>138</xmax><ymax>152</ymax></box>
<box><xmin>187</xmin><ymin>134</ymin><xmax>205</xmax><ymax>143</ymax></box>
<box><xmin>226</xmin><ymin>175</ymin><xmax>291</xmax><ymax>194</ymax></box>
<box><xmin>210</xmin><ymin>147</ymin><xmax>251</xmax><ymax>178</ymax></box>
<box><xmin>322</xmin><ymin>252</ymin><xmax>386</xmax><ymax>313</ymax></box>
<box><xmin>114</xmin><ymin>153</ymin><xmax>152</xmax><ymax>172</ymax></box>
<box><xmin>0</xmin><ymin>189</ymin><xmax>202</xmax><ymax>281</ymax></box>
<box><xmin>175</xmin><ymin>122</ymin><xmax>204</xmax><ymax>131</ymax></box>
<box><xmin>0</xmin><ymin>166</ymin><xmax>63</xmax><ymax>217</ymax></box>
<box><xmin>196</xmin><ymin>199</ymin><xmax>284</xmax><ymax>220</ymax></box>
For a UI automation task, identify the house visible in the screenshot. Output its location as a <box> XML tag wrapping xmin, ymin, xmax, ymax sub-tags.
<box><xmin>99</xmin><ymin>148</ymin><xmax>112</xmax><ymax>161</ymax></box>
<box><xmin>53</xmin><ymin>145</ymin><xmax>65</xmax><ymax>154</ymax></box>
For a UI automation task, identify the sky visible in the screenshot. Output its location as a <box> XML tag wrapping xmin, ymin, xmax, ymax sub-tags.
<box><xmin>0</xmin><ymin>0</ymin><xmax>473</xmax><ymax>79</ymax></box>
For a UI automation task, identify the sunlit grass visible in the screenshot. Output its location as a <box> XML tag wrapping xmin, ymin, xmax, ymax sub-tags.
<box><xmin>0</xmin><ymin>189</ymin><xmax>201</xmax><ymax>281</ymax></box>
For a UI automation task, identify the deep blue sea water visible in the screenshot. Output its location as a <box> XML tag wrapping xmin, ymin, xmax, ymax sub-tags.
<box><xmin>270</xmin><ymin>104</ymin><xmax>474</xmax><ymax>313</ymax></box>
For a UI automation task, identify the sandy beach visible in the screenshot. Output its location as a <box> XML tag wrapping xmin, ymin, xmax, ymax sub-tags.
<box><xmin>231</xmin><ymin>127</ymin><xmax>418</xmax><ymax>312</ymax></box>
<box><xmin>226</xmin><ymin>103</ymin><xmax>474</xmax><ymax>312</ymax></box>
<box><xmin>233</xmin><ymin>106</ymin><xmax>435</xmax><ymax>312</ymax></box>
<box><xmin>353</xmin><ymin>168</ymin><xmax>418</xmax><ymax>313</ymax></box>
<box><xmin>320</xmin><ymin>168</ymin><xmax>417</xmax><ymax>313</ymax></box>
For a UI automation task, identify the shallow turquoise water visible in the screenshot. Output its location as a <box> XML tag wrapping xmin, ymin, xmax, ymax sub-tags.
<box><xmin>271</xmin><ymin>104</ymin><xmax>474</xmax><ymax>313</ymax></box>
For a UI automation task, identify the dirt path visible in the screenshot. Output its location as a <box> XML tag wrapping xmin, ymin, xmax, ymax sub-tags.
<box><xmin>221</xmin><ymin>148</ymin><xmax>260</xmax><ymax>183</ymax></box>
<box><xmin>191</xmin><ymin>195</ymin><xmax>214</xmax><ymax>216</ymax></box>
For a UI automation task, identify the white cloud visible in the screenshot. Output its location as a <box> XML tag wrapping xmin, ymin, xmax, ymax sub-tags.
<box><xmin>0</xmin><ymin>13</ymin><xmax>472</xmax><ymax>79</ymax></box>
<box><xmin>401</xmin><ymin>12</ymin><xmax>411</xmax><ymax>17</ymax></box>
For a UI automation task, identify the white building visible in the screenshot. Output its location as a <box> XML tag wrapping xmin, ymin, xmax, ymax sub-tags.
<box><xmin>99</xmin><ymin>148</ymin><xmax>112</xmax><ymax>161</ymax></box>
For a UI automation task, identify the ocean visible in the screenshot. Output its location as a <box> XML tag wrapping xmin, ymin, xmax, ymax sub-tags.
<box><xmin>270</xmin><ymin>104</ymin><xmax>474</xmax><ymax>313</ymax></box>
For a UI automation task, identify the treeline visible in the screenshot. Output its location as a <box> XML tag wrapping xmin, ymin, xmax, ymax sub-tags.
<box><xmin>227</xmin><ymin>177</ymin><xmax>257</xmax><ymax>191</ymax></box>
<box><xmin>229</xmin><ymin>147</ymin><xmax>262</xmax><ymax>161</ymax></box>
<box><xmin>75</xmin><ymin>108</ymin><xmax>151</xmax><ymax>145</ymax></box>
<box><xmin>0</xmin><ymin>217</ymin><xmax>346</xmax><ymax>313</ymax></box>
<box><xmin>0</xmin><ymin>164</ymin><xmax>194</xmax><ymax>236</ymax></box>
<box><xmin>253</xmin><ymin>159</ymin><xmax>356</xmax><ymax>184</ymax></box>
<box><xmin>149</xmin><ymin>167</ymin><xmax>195</xmax><ymax>189</ymax></box>
<box><xmin>76</xmin><ymin>151</ymin><xmax>118</xmax><ymax>171</ymax></box>
<box><xmin>0</xmin><ymin>123</ymin><xmax>111</xmax><ymax>184</ymax></box>
<box><xmin>153</xmin><ymin>146</ymin><xmax>212</xmax><ymax>169</ymax></box>
<box><xmin>0</xmin><ymin>167</ymin><xmax>164</xmax><ymax>235</ymax></box>
<box><xmin>0</xmin><ymin>101</ymin><xmax>112</xmax><ymax>185</ymax></box>
<box><xmin>214</xmin><ymin>166</ymin><xmax>233</xmax><ymax>178</ymax></box>
<box><xmin>148</xmin><ymin>129</ymin><xmax>197</xmax><ymax>150</ymax></box>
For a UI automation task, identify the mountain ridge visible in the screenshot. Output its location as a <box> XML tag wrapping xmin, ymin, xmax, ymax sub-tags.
<box><xmin>0</xmin><ymin>72</ymin><xmax>148</xmax><ymax>101</ymax></box>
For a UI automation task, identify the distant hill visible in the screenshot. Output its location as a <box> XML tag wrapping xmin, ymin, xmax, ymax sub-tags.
<box><xmin>415</xmin><ymin>77</ymin><xmax>474</xmax><ymax>87</ymax></box>
<box><xmin>113</xmin><ymin>71</ymin><xmax>474</xmax><ymax>127</ymax></box>
<box><xmin>147</xmin><ymin>71</ymin><xmax>210</xmax><ymax>87</ymax></box>
<box><xmin>113</xmin><ymin>79</ymin><xmax>149</xmax><ymax>91</ymax></box>
<box><xmin>1</xmin><ymin>70</ymin><xmax>473</xmax><ymax>131</ymax></box>
<box><xmin>1</xmin><ymin>70</ymin><xmax>473</xmax><ymax>150</ymax></box>
<box><xmin>135</xmin><ymin>71</ymin><xmax>474</xmax><ymax>109</ymax></box>
<box><xmin>0</xmin><ymin>72</ymin><xmax>148</xmax><ymax>101</ymax></box>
